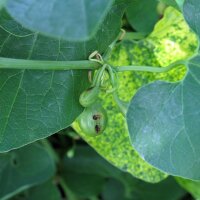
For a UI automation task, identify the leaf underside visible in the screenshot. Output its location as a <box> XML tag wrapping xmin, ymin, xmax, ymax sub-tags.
<box><xmin>127</xmin><ymin>2</ymin><xmax>200</xmax><ymax>180</ymax></box>
<box><xmin>74</xmin><ymin>6</ymin><xmax>197</xmax><ymax>183</ymax></box>
<box><xmin>5</xmin><ymin>0</ymin><xmax>125</xmax><ymax>41</ymax></box>
<box><xmin>127</xmin><ymin>55</ymin><xmax>200</xmax><ymax>180</ymax></box>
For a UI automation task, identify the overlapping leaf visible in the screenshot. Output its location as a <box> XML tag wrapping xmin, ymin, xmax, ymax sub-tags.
<box><xmin>73</xmin><ymin>7</ymin><xmax>197</xmax><ymax>183</ymax></box>
<box><xmin>0</xmin><ymin>9</ymin><xmax>90</xmax><ymax>152</ymax></box>
<box><xmin>4</xmin><ymin>0</ymin><xmax>127</xmax><ymax>42</ymax></box>
<box><xmin>0</xmin><ymin>143</ymin><xmax>55</xmax><ymax>200</ymax></box>
<box><xmin>127</xmin><ymin>8</ymin><xmax>200</xmax><ymax>180</ymax></box>
<box><xmin>159</xmin><ymin>0</ymin><xmax>180</xmax><ymax>10</ymax></box>
<box><xmin>63</xmin><ymin>146</ymin><xmax>186</xmax><ymax>200</ymax></box>
<box><xmin>0</xmin><ymin>0</ymin><xmax>130</xmax><ymax>151</ymax></box>
<box><xmin>176</xmin><ymin>177</ymin><xmax>200</xmax><ymax>200</ymax></box>
<box><xmin>183</xmin><ymin>0</ymin><xmax>200</xmax><ymax>38</ymax></box>
<box><xmin>126</xmin><ymin>0</ymin><xmax>159</xmax><ymax>34</ymax></box>
<box><xmin>73</xmin><ymin>40</ymin><xmax>167</xmax><ymax>183</ymax></box>
<box><xmin>11</xmin><ymin>181</ymin><xmax>61</xmax><ymax>200</ymax></box>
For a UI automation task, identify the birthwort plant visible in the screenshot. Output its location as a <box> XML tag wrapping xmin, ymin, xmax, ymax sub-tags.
<box><xmin>1</xmin><ymin>0</ymin><xmax>200</xmax><ymax>199</ymax></box>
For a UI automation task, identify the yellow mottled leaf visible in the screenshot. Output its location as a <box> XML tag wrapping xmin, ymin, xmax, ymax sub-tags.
<box><xmin>73</xmin><ymin>7</ymin><xmax>198</xmax><ymax>183</ymax></box>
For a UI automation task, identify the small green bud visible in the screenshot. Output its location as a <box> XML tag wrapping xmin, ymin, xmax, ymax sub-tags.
<box><xmin>79</xmin><ymin>86</ymin><xmax>100</xmax><ymax>107</ymax></box>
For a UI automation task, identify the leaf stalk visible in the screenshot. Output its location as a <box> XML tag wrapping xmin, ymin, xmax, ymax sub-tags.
<box><xmin>115</xmin><ymin>60</ymin><xmax>187</xmax><ymax>73</ymax></box>
<box><xmin>0</xmin><ymin>57</ymin><xmax>101</xmax><ymax>70</ymax></box>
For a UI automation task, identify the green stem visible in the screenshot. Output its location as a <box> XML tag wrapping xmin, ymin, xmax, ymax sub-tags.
<box><xmin>113</xmin><ymin>92</ymin><xmax>129</xmax><ymax>117</ymax></box>
<box><xmin>103</xmin><ymin>29</ymin><xmax>125</xmax><ymax>61</ymax></box>
<box><xmin>123</xmin><ymin>32</ymin><xmax>147</xmax><ymax>40</ymax></box>
<box><xmin>115</xmin><ymin>60</ymin><xmax>187</xmax><ymax>73</ymax></box>
<box><xmin>95</xmin><ymin>64</ymin><xmax>107</xmax><ymax>87</ymax></box>
<box><xmin>0</xmin><ymin>57</ymin><xmax>101</xmax><ymax>70</ymax></box>
<box><xmin>59</xmin><ymin>178</ymin><xmax>78</xmax><ymax>200</ymax></box>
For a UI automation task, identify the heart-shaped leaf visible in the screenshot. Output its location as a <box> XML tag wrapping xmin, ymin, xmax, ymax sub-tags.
<box><xmin>5</xmin><ymin>0</ymin><xmax>127</xmax><ymax>42</ymax></box>
<box><xmin>12</xmin><ymin>181</ymin><xmax>61</xmax><ymax>200</ymax></box>
<box><xmin>63</xmin><ymin>146</ymin><xmax>186</xmax><ymax>200</ymax></box>
<box><xmin>0</xmin><ymin>10</ymin><xmax>90</xmax><ymax>152</ymax></box>
<box><xmin>126</xmin><ymin>6</ymin><xmax>200</xmax><ymax>180</ymax></box>
<box><xmin>176</xmin><ymin>177</ymin><xmax>200</xmax><ymax>200</ymax></box>
<box><xmin>73</xmin><ymin>6</ymin><xmax>197</xmax><ymax>183</ymax></box>
<box><xmin>126</xmin><ymin>0</ymin><xmax>159</xmax><ymax>34</ymax></box>
<box><xmin>183</xmin><ymin>0</ymin><xmax>200</xmax><ymax>38</ymax></box>
<box><xmin>0</xmin><ymin>143</ymin><xmax>55</xmax><ymax>200</ymax></box>
<box><xmin>127</xmin><ymin>54</ymin><xmax>200</xmax><ymax>180</ymax></box>
<box><xmin>73</xmin><ymin>39</ymin><xmax>167</xmax><ymax>183</ymax></box>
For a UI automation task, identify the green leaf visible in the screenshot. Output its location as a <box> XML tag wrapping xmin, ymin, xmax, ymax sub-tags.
<box><xmin>0</xmin><ymin>67</ymin><xmax>88</xmax><ymax>152</ymax></box>
<box><xmin>73</xmin><ymin>39</ymin><xmax>168</xmax><ymax>184</ymax></box>
<box><xmin>176</xmin><ymin>0</ymin><xmax>184</xmax><ymax>9</ymax></box>
<box><xmin>176</xmin><ymin>177</ymin><xmax>200</xmax><ymax>200</ymax></box>
<box><xmin>5</xmin><ymin>0</ymin><xmax>127</xmax><ymax>42</ymax></box>
<box><xmin>0</xmin><ymin>0</ymin><xmax>6</xmax><ymax>9</ymax></box>
<box><xmin>148</xmin><ymin>7</ymin><xmax>197</xmax><ymax>66</ymax></box>
<box><xmin>0</xmin><ymin>10</ymin><xmax>90</xmax><ymax>152</ymax></box>
<box><xmin>63</xmin><ymin>146</ymin><xmax>122</xmax><ymax>178</ymax></box>
<box><xmin>159</xmin><ymin>0</ymin><xmax>179</xmax><ymax>9</ymax></box>
<box><xmin>101</xmin><ymin>179</ymin><xmax>126</xmax><ymax>200</ymax></box>
<box><xmin>127</xmin><ymin>54</ymin><xmax>200</xmax><ymax>180</ymax></box>
<box><xmin>73</xmin><ymin>7</ymin><xmax>197</xmax><ymax>183</ymax></box>
<box><xmin>126</xmin><ymin>0</ymin><xmax>159</xmax><ymax>34</ymax></box>
<box><xmin>102</xmin><ymin>177</ymin><xmax>185</xmax><ymax>200</ymax></box>
<box><xmin>63</xmin><ymin>146</ymin><xmax>115</xmax><ymax>198</ymax></box>
<box><xmin>183</xmin><ymin>0</ymin><xmax>200</xmax><ymax>38</ymax></box>
<box><xmin>128</xmin><ymin>177</ymin><xmax>186</xmax><ymax>200</ymax></box>
<box><xmin>12</xmin><ymin>181</ymin><xmax>61</xmax><ymax>200</ymax></box>
<box><xmin>0</xmin><ymin>143</ymin><xmax>55</xmax><ymax>200</ymax></box>
<box><xmin>125</xmin><ymin>7</ymin><xmax>198</xmax><ymax>180</ymax></box>
<box><xmin>63</xmin><ymin>146</ymin><xmax>186</xmax><ymax>200</ymax></box>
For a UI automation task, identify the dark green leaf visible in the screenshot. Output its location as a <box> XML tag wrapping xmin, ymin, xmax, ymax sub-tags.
<box><xmin>126</xmin><ymin>0</ymin><xmax>159</xmax><ymax>34</ymax></box>
<box><xmin>101</xmin><ymin>179</ymin><xmax>126</xmax><ymax>200</ymax></box>
<box><xmin>63</xmin><ymin>146</ymin><xmax>116</xmax><ymax>198</ymax></box>
<box><xmin>0</xmin><ymin>10</ymin><xmax>90</xmax><ymax>152</ymax></box>
<box><xmin>73</xmin><ymin>6</ymin><xmax>197</xmax><ymax>183</ymax></box>
<box><xmin>11</xmin><ymin>181</ymin><xmax>61</xmax><ymax>200</ymax></box>
<box><xmin>63</xmin><ymin>146</ymin><xmax>121</xmax><ymax>178</ymax></box>
<box><xmin>63</xmin><ymin>146</ymin><xmax>186</xmax><ymax>200</ymax></box>
<box><xmin>183</xmin><ymin>0</ymin><xmax>200</xmax><ymax>38</ymax></box>
<box><xmin>127</xmin><ymin>54</ymin><xmax>200</xmax><ymax>180</ymax></box>
<box><xmin>5</xmin><ymin>0</ymin><xmax>127</xmax><ymax>42</ymax></box>
<box><xmin>159</xmin><ymin>0</ymin><xmax>179</xmax><ymax>9</ymax></box>
<box><xmin>0</xmin><ymin>144</ymin><xmax>55</xmax><ymax>200</ymax></box>
<box><xmin>125</xmin><ymin>177</ymin><xmax>186</xmax><ymax>200</ymax></box>
<box><xmin>73</xmin><ymin>39</ymin><xmax>167</xmax><ymax>183</ymax></box>
<box><xmin>176</xmin><ymin>177</ymin><xmax>200</xmax><ymax>199</ymax></box>
<box><xmin>102</xmin><ymin>177</ymin><xmax>185</xmax><ymax>200</ymax></box>
<box><xmin>63</xmin><ymin>172</ymin><xmax>105</xmax><ymax>198</ymax></box>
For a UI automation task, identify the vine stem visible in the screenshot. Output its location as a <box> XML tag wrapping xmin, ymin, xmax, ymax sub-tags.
<box><xmin>115</xmin><ymin>60</ymin><xmax>187</xmax><ymax>73</ymax></box>
<box><xmin>59</xmin><ymin>178</ymin><xmax>78</xmax><ymax>200</ymax></box>
<box><xmin>0</xmin><ymin>57</ymin><xmax>101</xmax><ymax>70</ymax></box>
<box><xmin>123</xmin><ymin>32</ymin><xmax>147</xmax><ymax>40</ymax></box>
<box><xmin>0</xmin><ymin>57</ymin><xmax>187</xmax><ymax>73</ymax></box>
